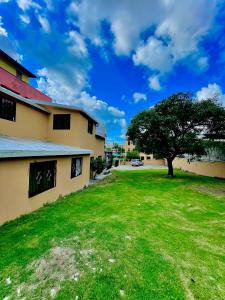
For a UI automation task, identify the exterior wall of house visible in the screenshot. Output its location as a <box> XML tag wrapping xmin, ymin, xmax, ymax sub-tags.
<box><xmin>0</xmin><ymin>155</ymin><xmax>90</xmax><ymax>225</ymax></box>
<box><xmin>0</xmin><ymin>100</ymin><xmax>49</xmax><ymax>140</ymax></box>
<box><xmin>94</xmin><ymin>137</ymin><xmax>105</xmax><ymax>157</ymax></box>
<box><xmin>0</xmin><ymin>58</ymin><xmax>29</xmax><ymax>83</ymax></box>
<box><xmin>123</xmin><ymin>139</ymin><xmax>135</xmax><ymax>152</ymax></box>
<box><xmin>173</xmin><ymin>158</ymin><xmax>225</xmax><ymax>179</ymax></box>
<box><xmin>46</xmin><ymin>106</ymin><xmax>105</xmax><ymax>157</ymax></box>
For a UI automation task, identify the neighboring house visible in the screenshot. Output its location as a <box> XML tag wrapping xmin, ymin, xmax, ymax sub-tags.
<box><xmin>0</xmin><ymin>49</ymin><xmax>105</xmax><ymax>225</ymax></box>
<box><xmin>123</xmin><ymin>137</ymin><xmax>153</xmax><ymax>161</ymax></box>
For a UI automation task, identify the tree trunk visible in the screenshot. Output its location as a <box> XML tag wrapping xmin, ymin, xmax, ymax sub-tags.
<box><xmin>167</xmin><ymin>158</ymin><xmax>174</xmax><ymax>177</ymax></box>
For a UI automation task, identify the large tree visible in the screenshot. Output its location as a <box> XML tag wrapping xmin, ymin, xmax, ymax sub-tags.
<box><xmin>127</xmin><ymin>93</ymin><xmax>225</xmax><ymax>176</ymax></box>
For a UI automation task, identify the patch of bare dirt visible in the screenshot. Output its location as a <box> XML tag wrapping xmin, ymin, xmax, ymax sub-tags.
<box><xmin>192</xmin><ymin>185</ymin><xmax>225</xmax><ymax>197</ymax></box>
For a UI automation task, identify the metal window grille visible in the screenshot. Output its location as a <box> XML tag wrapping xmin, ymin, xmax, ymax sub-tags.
<box><xmin>71</xmin><ymin>157</ymin><xmax>83</xmax><ymax>178</ymax></box>
<box><xmin>0</xmin><ymin>96</ymin><xmax>16</xmax><ymax>121</ymax></box>
<box><xmin>29</xmin><ymin>160</ymin><xmax>56</xmax><ymax>197</ymax></box>
<box><xmin>53</xmin><ymin>114</ymin><xmax>70</xmax><ymax>130</ymax></box>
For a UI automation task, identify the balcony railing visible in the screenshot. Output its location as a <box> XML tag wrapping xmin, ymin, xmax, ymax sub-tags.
<box><xmin>0</xmin><ymin>67</ymin><xmax>52</xmax><ymax>102</ymax></box>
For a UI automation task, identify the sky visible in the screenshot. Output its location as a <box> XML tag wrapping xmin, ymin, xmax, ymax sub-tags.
<box><xmin>1</xmin><ymin>0</ymin><xmax>225</xmax><ymax>144</ymax></box>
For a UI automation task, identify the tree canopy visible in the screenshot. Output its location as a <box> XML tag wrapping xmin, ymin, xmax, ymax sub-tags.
<box><xmin>127</xmin><ymin>92</ymin><xmax>225</xmax><ymax>176</ymax></box>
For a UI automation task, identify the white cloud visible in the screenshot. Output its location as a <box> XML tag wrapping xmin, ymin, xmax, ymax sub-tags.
<box><xmin>17</xmin><ymin>0</ymin><xmax>41</xmax><ymax>11</ymax></box>
<box><xmin>197</xmin><ymin>56</ymin><xmax>209</xmax><ymax>71</ymax></box>
<box><xmin>133</xmin><ymin>37</ymin><xmax>173</xmax><ymax>73</ymax></box>
<box><xmin>149</xmin><ymin>75</ymin><xmax>162</xmax><ymax>91</ymax></box>
<box><xmin>0</xmin><ymin>16</ymin><xmax>8</xmax><ymax>37</ymax></box>
<box><xmin>37</xmin><ymin>15</ymin><xmax>51</xmax><ymax>33</ymax></box>
<box><xmin>68</xmin><ymin>0</ymin><xmax>217</xmax><ymax>86</ymax></box>
<box><xmin>37</xmin><ymin>67</ymin><xmax>126</xmax><ymax>137</ymax></box>
<box><xmin>196</xmin><ymin>83</ymin><xmax>225</xmax><ymax>106</ymax></box>
<box><xmin>66</xmin><ymin>31</ymin><xmax>88</xmax><ymax>57</ymax></box>
<box><xmin>132</xmin><ymin>92</ymin><xmax>147</xmax><ymax>103</ymax></box>
<box><xmin>19</xmin><ymin>14</ymin><xmax>30</xmax><ymax>24</ymax></box>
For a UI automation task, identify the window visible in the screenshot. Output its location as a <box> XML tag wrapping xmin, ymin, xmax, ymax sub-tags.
<box><xmin>53</xmin><ymin>114</ymin><xmax>70</xmax><ymax>130</ymax></box>
<box><xmin>141</xmin><ymin>156</ymin><xmax>144</xmax><ymax>160</ymax></box>
<box><xmin>128</xmin><ymin>140</ymin><xmax>130</xmax><ymax>145</ymax></box>
<box><xmin>147</xmin><ymin>156</ymin><xmax>151</xmax><ymax>160</ymax></box>
<box><xmin>0</xmin><ymin>96</ymin><xmax>16</xmax><ymax>121</ymax></box>
<box><xmin>88</xmin><ymin>119</ymin><xmax>93</xmax><ymax>134</ymax></box>
<box><xmin>128</xmin><ymin>148</ymin><xmax>130</xmax><ymax>152</ymax></box>
<box><xmin>29</xmin><ymin>160</ymin><xmax>56</xmax><ymax>197</ymax></box>
<box><xmin>71</xmin><ymin>157</ymin><xmax>83</xmax><ymax>178</ymax></box>
<box><xmin>16</xmin><ymin>70</ymin><xmax>23</xmax><ymax>80</ymax></box>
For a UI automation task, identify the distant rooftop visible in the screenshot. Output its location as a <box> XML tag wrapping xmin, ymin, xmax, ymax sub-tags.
<box><xmin>0</xmin><ymin>49</ymin><xmax>36</xmax><ymax>78</ymax></box>
<box><xmin>0</xmin><ymin>135</ymin><xmax>92</xmax><ymax>158</ymax></box>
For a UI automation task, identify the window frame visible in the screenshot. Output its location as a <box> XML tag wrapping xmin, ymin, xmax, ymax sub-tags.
<box><xmin>53</xmin><ymin>114</ymin><xmax>71</xmax><ymax>130</ymax></box>
<box><xmin>0</xmin><ymin>96</ymin><xmax>16</xmax><ymax>122</ymax></box>
<box><xmin>29</xmin><ymin>160</ymin><xmax>57</xmax><ymax>198</ymax></box>
<box><xmin>71</xmin><ymin>157</ymin><xmax>83</xmax><ymax>178</ymax></box>
<box><xmin>16</xmin><ymin>69</ymin><xmax>23</xmax><ymax>80</ymax></box>
<box><xmin>88</xmin><ymin>119</ymin><xmax>94</xmax><ymax>134</ymax></box>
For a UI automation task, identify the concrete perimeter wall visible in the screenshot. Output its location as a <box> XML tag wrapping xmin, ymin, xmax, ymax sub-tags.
<box><xmin>173</xmin><ymin>158</ymin><xmax>225</xmax><ymax>179</ymax></box>
<box><xmin>0</xmin><ymin>155</ymin><xmax>90</xmax><ymax>225</ymax></box>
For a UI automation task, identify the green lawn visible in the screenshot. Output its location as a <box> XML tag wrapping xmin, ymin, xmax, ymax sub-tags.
<box><xmin>0</xmin><ymin>170</ymin><xmax>225</xmax><ymax>300</ymax></box>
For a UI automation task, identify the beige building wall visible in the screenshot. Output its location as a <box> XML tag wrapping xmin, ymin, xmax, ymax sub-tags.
<box><xmin>173</xmin><ymin>158</ymin><xmax>225</xmax><ymax>179</ymax></box>
<box><xmin>0</xmin><ymin>58</ymin><xmax>29</xmax><ymax>83</ymax></box>
<box><xmin>0</xmin><ymin>155</ymin><xmax>90</xmax><ymax>225</ymax></box>
<box><xmin>94</xmin><ymin>137</ymin><xmax>105</xmax><ymax>157</ymax></box>
<box><xmin>0</xmin><ymin>101</ymin><xmax>49</xmax><ymax>140</ymax></box>
<box><xmin>46</xmin><ymin>106</ymin><xmax>104</xmax><ymax>157</ymax></box>
<box><xmin>123</xmin><ymin>139</ymin><xmax>135</xmax><ymax>152</ymax></box>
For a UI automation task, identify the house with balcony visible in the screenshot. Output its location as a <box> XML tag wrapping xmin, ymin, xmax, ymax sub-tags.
<box><xmin>0</xmin><ymin>49</ymin><xmax>105</xmax><ymax>225</ymax></box>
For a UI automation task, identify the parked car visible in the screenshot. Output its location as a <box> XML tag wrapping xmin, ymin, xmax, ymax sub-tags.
<box><xmin>131</xmin><ymin>159</ymin><xmax>144</xmax><ymax>166</ymax></box>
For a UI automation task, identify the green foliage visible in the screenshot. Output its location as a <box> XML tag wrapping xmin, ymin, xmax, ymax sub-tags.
<box><xmin>127</xmin><ymin>92</ymin><xmax>225</xmax><ymax>175</ymax></box>
<box><xmin>90</xmin><ymin>157</ymin><xmax>106</xmax><ymax>178</ymax></box>
<box><xmin>126</xmin><ymin>149</ymin><xmax>140</xmax><ymax>160</ymax></box>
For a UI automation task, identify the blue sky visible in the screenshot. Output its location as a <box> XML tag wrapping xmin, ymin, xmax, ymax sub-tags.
<box><xmin>1</xmin><ymin>0</ymin><xmax>225</xmax><ymax>143</ymax></box>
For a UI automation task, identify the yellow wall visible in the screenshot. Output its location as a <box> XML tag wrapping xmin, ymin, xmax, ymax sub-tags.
<box><xmin>123</xmin><ymin>139</ymin><xmax>135</xmax><ymax>152</ymax></box>
<box><xmin>0</xmin><ymin>101</ymin><xmax>49</xmax><ymax>140</ymax></box>
<box><xmin>0</xmin><ymin>58</ymin><xmax>29</xmax><ymax>83</ymax></box>
<box><xmin>94</xmin><ymin>137</ymin><xmax>105</xmax><ymax>157</ymax></box>
<box><xmin>173</xmin><ymin>158</ymin><xmax>225</xmax><ymax>179</ymax></box>
<box><xmin>0</xmin><ymin>155</ymin><xmax>90</xmax><ymax>225</ymax></box>
<box><xmin>46</xmin><ymin>106</ymin><xmax>105</xmax><ymax>157</ymax></box>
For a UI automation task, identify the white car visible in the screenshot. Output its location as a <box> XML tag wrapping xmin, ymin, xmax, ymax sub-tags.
<box><xmin>131</xmin><ymin>159</ymin><xmax>144</xmax><ymax>166</ymax></box>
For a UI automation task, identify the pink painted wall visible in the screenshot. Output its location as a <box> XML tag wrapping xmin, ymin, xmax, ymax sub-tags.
<box><xmin>0</xmin><ymin>67</ymin><xmax>52</xmax><ymax>102</ymax></box>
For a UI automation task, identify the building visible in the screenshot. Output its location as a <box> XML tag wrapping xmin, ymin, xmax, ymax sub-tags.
<box><xmin>0</xmin><ymin>50</ymin><xmax>105</xmax><ymax>225</ymax></box>
<box><xmin>123</xmin><ymin>137</ymin><xmax>166</xmax><ymax>166</ymax></box>
<box><xmin>123</xmin><ymin>137</ymin><xmax>153</xmax><ymax>161</ymax></box>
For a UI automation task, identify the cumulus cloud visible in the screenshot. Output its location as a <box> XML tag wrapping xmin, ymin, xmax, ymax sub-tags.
<box><xmin>149</xmin><ymin>75</ymin><xmax>162</xmax><ymax>91</ymax></box>
<box><xmin>0</xmin><ymin>16</ymin><xmax>8</xmax><ymax>37</ymax></box>
<box><xmin>132</xmin><ymin>92</ymin><xmax>147</xmax><ymax>103</ymax></box>
<box><xmin>68</xmin><ymin>0</ymin><xmax>217</xmax><ymax>86</ymax></box>
<box><xmin>133</xmin><ymin>37</ymin><xmax>173</xmax><ymax>73</ymax></box>
<box><xmin>66</xmin><ymin>31</ymin><xmax>88</xmax><ymax>58</ymax></box>
<box><xmin>196</xmin><ymin>83</ymin><xmax>225</xmax><ymax>106</ymax></box>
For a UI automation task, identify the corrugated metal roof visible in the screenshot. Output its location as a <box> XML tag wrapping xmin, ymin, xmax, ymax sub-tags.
<box><xmin>31</xmin><ymin>100</ymin><xmax>99</xmax><ymax>124</ymax></box>
<box><xmin>0</xmin><ymin>135</ymin><xmax>92</xmax><ymax>158</ymax></box>
<box><xmin>0</xmin><ymin>86</ymin><xmax>50</xmax><ymax>114</ymax></box>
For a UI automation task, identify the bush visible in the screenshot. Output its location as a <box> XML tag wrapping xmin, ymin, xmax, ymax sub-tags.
<box><xmin>90</xmin><ymin>157</ymin><xmax>106</xmax><ymax>179</ymax></box>
<box><xmin>126</xmin><ymin>150</ymin><xmax>140</xmax><ymax>160</ymax></box>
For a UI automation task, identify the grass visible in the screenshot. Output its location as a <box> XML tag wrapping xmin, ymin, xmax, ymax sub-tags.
<box><xmin>0</xmin><ymin>169</ymin><xmax>225</xmax><ymax>299</ymax></box>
